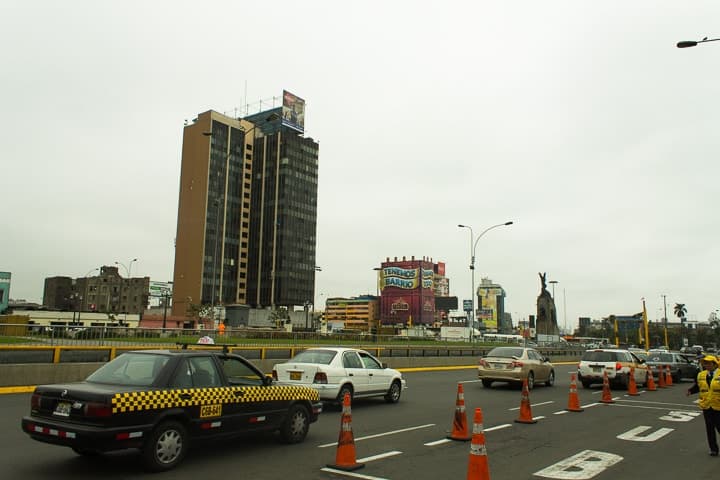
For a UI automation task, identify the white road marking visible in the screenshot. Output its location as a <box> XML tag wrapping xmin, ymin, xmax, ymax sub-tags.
<box><xmin>533</xmin><ymin>449</ymin><xmax>623</xmax><ymax>479</ymax></box>
<box><xmin>424</xmin><ymin>439</ymin><xmax>451</xmax><ymax>446</ymax></box>
<box><xmin>610</xmin><ymin>404</ymin><xmax>698</xmax><ymax>412</ymax></box>
<box><xmin>318</xmin><ymin>424</ymin><xmax>435</xmax><ymax>448</ymax></box>
<box><xmin>486</xmin><ymin>423</ymin><xmax>512</xmax><ymax>432</ymax></box>
<box><xmin>424</xmin><ymin>423</ymin><xmax>511</xmax><ymax>446</ymax></box>
<box><xmin>617</xmin><ymin>399</ymin><xmax>698</xmax><ymax>407</ymax></box>
<box><xmin>509</xmin><ymin>401</ymin><xmax>554</xmax><ymax>411</ymax></box>
<box><xmin>617</xmin><ymin>425</ymin><xmax>674</xmax><ymax>442</ymax></box>
<box><xmin>320</xmin><ymin>467</ymin><xmax>389</xmax><ymax>480</ymax></box>
<box><xmin>660</xmin><ymin>410</ymin><xmax>702</xmax><ymax>422</ymax></box>
<box><xmin>357</xmin><ymin>451</ymin><xmax>402</xmax><ymax>463</ymax></box>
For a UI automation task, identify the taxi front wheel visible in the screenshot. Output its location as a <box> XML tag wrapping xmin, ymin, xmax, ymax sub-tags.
<box><xmin>280</xmin><ymin>404</ymin><xmax>309</xmax><ymax>444</ymax></box>
<box><xmin>142</xmin><ymin>420</ymin><xmax>189</xmax><ymax>472</ymax></box>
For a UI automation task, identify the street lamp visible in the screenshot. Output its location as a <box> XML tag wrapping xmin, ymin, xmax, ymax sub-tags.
<box><xmin>310</xmin><ymin>266</ymin><xmax>321</xmax><ymax>329</ymax></box>
<box><xmin>548</xmin><ymin>280</ymin><xmax>558</xmax><ymax>338</ymax></box>
<box><xmin>677</xmin><ymin>37</ymin><xmax>720</xmax><ymax>48</ymax></box>
<box><xmin>457</xmin><ymin>221</ymin><xmax>513</xmax><ymax>342</ymax></box>
<box><xmin>115</xmin><ymin>258</ymin><xmax>137</xmax><ymax>323</ymax></box>
<box><xmin>77</xmin><ymin>267</ymin><xmax>99</xmax><ymax>323</ymax></box>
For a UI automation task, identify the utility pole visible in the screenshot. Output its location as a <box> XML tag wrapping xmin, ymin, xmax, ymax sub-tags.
<box><xmin>662</xmin><ymin>294</ymin><xmax>668</xmax><ymax>347</ymax></box>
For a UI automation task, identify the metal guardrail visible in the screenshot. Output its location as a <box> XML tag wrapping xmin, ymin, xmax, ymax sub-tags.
<box><xmin>0</xmin><ymin>324</ymin><xmax>584</xmax><ymax>365</ymax></box>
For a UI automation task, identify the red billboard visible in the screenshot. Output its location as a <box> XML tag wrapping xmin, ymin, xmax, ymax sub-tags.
<box><xmin>378</xmin><ymin>258</ymin><xmax>435</xmax><ymax>326</ymax></box>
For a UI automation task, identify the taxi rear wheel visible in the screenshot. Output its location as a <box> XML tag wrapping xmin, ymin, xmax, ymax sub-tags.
<box><xmin>142</xmin><ymin>420</ymin><xmax>188</xmax><ymax>472</ymax></box>
<box><xmin>280</xmin><ymin>404</ymin><xmax>309</xmax><ymax>444</ymax></box>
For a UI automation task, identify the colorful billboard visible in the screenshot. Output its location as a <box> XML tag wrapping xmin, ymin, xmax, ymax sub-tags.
<box><xmin>282</xmin><ymin>90</ymin><xmax>305</xmax><ymax>133</ymax></box>
<box><xmin>378</xmin><ymin>259</ymin><xmax>435</xmax><ymax>326</ymax></box>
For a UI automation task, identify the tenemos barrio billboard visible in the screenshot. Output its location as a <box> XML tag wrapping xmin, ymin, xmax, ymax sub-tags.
<box><xmin>378</xmin><ymin>257</ymin><xmax>435</xmax><ymax>327</ymax></box>
<box><xmin>281</xmin><ymin>90</ymin><xmax>305</xmax><ymax>133</ymax></box>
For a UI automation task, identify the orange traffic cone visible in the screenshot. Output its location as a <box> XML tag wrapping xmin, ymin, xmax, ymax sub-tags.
<box><xmin>326</xmin><ymin>392</ymin><xmax>364</xmax><ymax>471</ymax></box>
<box><xmin>600</xmin><ymin>370</ymin><xmax>615</xmax><ymax>404</ymax></box>
<box><xmin>627</xmin><ymin>367</ymin><xmax>639</xmax><ymax>396</ymax></box>
<box><xmin>646</xmin><ymin>368</ymin><xmax>657</xmax><ymax>391</ymax></box>
<box><xmin>466</xmin><ymin>408</ymin><xmax>491</xmax><ymax>480</ymax></box>
<box><xmin>657</xmin><ymin>365</ymin><xmax>667</xmax><ymax>388</ymax></box>
<box><xmin>566</xmin><ymin>373</ymin><xmax>584</xmax><ymax>412</ymax></box>
<box><xmin>665</xmin><ymin>365</ymin><xmax>673</xmax><ymax>386</ymax></box>
<box><xmin>447</xmin><ymin>382</ymin><xmax>471</xmax><ymax>441</ymax></box>
<box><xmin>515</xmin><ymin>377</ymin><xmax>537</xmax><ymax>424</ymax></box>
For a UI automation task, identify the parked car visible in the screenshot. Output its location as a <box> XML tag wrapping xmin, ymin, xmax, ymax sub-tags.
<box><xmin>477</xmin><ymin>346</ymin><xmax>555</xmax><ymax>389</ymax></box>
<box><xmin>577</xmin><ymin>348</ymin><xmax>649</xmax><ymax>389</ymax></box>
<box><xmin>644</xmin><ymin>351</ymin><xmax>700</xmax><ymax>382</ymax></box>
<box><xmin>21</xmin><ymin>349</ymin><xmax>322</xmax><ymax>471</ymax></box>
<box><xmin>272</xmin><ymin>347</ymin><xmax>406</xmax><ymax>405</ymax></box>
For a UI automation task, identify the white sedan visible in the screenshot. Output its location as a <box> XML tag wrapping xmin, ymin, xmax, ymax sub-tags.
<box><xmin>272</xmin><ymin>347</ymin><xmax>407</xmax><ymax>405</ymax></box>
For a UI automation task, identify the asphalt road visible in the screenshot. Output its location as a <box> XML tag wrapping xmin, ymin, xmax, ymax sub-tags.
<box><xmin>4</xmin><ymin>365</ymin><xmax>715</xmax><ymax>479</ymax></box>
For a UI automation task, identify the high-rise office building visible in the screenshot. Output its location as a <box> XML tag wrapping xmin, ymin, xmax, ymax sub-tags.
<box><xmin>172</xmin><ymin>95</ymin><xmax>319</xmax><ymax>317</ymax></box>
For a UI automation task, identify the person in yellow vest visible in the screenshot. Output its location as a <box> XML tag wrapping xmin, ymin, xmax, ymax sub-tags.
<box><xmin>687</xmin><ymin>355</ymin><xmax>720</xmax><ymax>456</ymax></box>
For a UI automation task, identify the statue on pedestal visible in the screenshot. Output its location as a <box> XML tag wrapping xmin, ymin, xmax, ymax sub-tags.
<box><xmin>536</xmin><ymin>272</ymin><xmax>559</xmax><ymax>338</ymax></box>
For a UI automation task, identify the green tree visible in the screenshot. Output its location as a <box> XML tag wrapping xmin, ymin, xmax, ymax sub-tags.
<box><xmin>674</xmin><ymin>303</ymin><xmax>687</xmax><ymax>348</ymax></box>
<box><xmin>673</xmin><ymin>303</ymin><xmax>687</xmax><ymax>321</ymax></box>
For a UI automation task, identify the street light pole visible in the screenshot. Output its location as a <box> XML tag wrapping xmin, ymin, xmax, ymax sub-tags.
<box><xmin>677</xmin><ymin>37</ymin><xmax>720</xmax><ymax>48</ymax></box>
<box><xmin>458</xmin><ymin>221</ymin><xmax>513</xmax><ymax>342</ymax></box>
<box><xmin>662</xmin><ymin>294</ymin><xmax>668</xmax><ymax>347</ymax></box>
<box><xmin>548</xmin><ymin>280</ymin><xmax>558</xmax><ymax>339</ymax></box>
<box><xmin>115</xmin><ymin>258</ymin><xmax>137</xmax><ymax>324</ymax></box>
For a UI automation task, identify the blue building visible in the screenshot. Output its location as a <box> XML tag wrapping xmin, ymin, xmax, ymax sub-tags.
<box><xmin>0</xmin><ymin>272</ymin><xmax>10</xmax><ymax>313</ymax></box>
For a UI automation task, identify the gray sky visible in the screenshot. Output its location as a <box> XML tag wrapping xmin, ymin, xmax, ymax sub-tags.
<box><xmin>3</xmin><ymin>1</ymin><xmax>719</xmax><ymax>330</ymax></box>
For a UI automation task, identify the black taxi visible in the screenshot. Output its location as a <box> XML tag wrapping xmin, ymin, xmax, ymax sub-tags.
<box><xmin>21</xmin><ymin>348</ymin><xmax>322</xmax><ymax>471</ymax></box>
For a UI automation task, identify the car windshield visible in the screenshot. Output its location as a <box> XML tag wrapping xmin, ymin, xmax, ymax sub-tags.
<box><xmin>87</xmin><ymin>352</ymin><xmax>169</xmax><ymax>386</ymax></box>
<box><xmin>289</xmin><ymin>349</ymin><xmax>337</xmax><ymax>365</ymax></box>
<box><xmin>648</xmin><ymin>353</ymin><xmax>673</xmax><ymax>362</ymax></box>
<box><xmin>487</xmin><ymin>347</ymin><xmax>524</xmax><ymax>359</ymax></box>
<box><xmin>582</xmin><ymin>351</ymin><xmax>618</xmax><ymax>362</ymax></box>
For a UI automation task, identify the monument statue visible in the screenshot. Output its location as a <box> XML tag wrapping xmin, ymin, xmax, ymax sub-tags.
<box><xmin>536</xmin><ymin>272</ymin><xmax>559</xmax><ymax>338</ymax></box>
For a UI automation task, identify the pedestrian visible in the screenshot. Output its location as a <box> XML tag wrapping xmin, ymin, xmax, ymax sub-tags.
<box><xmin>218</xmin><ymin>321</ymin><xmax>226</xmax><ymax>336</ymax></box>
<box><xmin>687</xmin><ymin>355</ymin><xmax>720</xmax><ymax>456</ymax></box>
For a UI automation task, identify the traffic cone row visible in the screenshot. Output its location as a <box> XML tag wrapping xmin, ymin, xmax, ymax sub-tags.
<box><xmin>627</xmin><ymin>367</ymin><xmax>639</xmax><ymax>396</ymax></box>
<box><xmin>326</xmin><ymin>392</ymin><xmax>364</xmax><ymax>471</ymax></box>
<box><xmin>657</xmin><ymin>365</ymin><xmax>666</xmax><ymax>387</ymax></box>
<box><xmin>665</xmin><ymin>365</ymin><xmax>673</xmax><ymax>386</ymax></box>
<box><xmin>447</xmin><ymin>382</ymin><xmax>472</xmax><ymax>441</ymax></box>
<box><xmin>566</xmin><ymin>373</ymin><xmax>584</xmax><ymax>412</ymax></box>
<box><xmin>600</xmin><ymin>370</ymin><xmax>615</xmax><ymax>403</ymax></box>
<box><xmin>467</xmin><ymin>407</ymin><xmax>490</xmax><ymax>480</ymax></box>
<box><xmin>515</xmin><ymin>377</ymin><xmax>537</xmax><ymax>424</ymax></box>
<box><xmin>646</xmin><ymin>367</ymin><xmax>657</xmax><ymax>391</ymax></box>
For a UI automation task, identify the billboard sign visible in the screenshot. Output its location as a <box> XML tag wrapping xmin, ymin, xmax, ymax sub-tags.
<box><xmin>282</xmin><ymin>90</ymin><xmax>305</xmax><ymax>133</ymax></box>
<box><xmin>149</xmin><ymin>281</ymin><xmax>173</xmax><ymax>308</ymax></box>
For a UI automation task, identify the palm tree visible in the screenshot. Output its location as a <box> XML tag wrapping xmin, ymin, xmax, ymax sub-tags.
<box><xmin>674</xmin><ymin>303</ymin><xmax>687</xmax><ymax>321</ymax></box>
<box><xmin>674</xmin><ymin>303</ymin><xmax>687</xmax><ymax>348</ymax></box>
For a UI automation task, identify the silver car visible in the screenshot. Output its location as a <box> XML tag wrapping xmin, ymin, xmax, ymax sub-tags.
<box><xmin>477</xmin><ymin>346</ymin><xmax>555</xmax><ymax>389</ymax></box>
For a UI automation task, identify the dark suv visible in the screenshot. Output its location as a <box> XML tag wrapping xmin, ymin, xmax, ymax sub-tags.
<box><xmin>645</xmin><ymin>351</ymin><xmax>699</xmax><ymax>382</ymax></box>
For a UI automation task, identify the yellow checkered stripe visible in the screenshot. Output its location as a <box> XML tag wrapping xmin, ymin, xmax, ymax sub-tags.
<box><xmin>111</xmin><ymin>385</ymin><xmax>319</xmax><ymax>414</ymax></box>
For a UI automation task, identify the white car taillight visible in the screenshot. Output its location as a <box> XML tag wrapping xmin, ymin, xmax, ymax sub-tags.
<box><xmin>313</xmin><ymin>372</ymin><xmax>328</xmax><ymax>384</ymax></box>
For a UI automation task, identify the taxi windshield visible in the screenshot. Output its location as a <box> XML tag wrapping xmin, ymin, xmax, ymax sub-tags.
<box><xmin>87</xmin><ymin>353</ymin><xmax>169</xmax><ymax>386</ymax></box>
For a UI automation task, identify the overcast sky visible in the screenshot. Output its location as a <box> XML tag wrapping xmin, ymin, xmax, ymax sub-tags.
<box><xmin>3</xmin><ymin>1</ymin><xmax>719</xmax><ymax>330</ymax></box>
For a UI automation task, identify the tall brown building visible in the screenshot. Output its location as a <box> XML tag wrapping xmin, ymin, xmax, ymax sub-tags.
<box><xmin>172</xmin><ymin>102</ymin><xmax>319</xmax><ymax>317</ymax></box>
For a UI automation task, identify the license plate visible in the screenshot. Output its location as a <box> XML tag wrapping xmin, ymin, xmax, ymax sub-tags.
<box><xmin>592</xmin><ymin>367</ymin><xmax>601</xmax><ymax>372</ymax></box>
<box><xmin>290</xmin><ymin>371</ymin><xmax>301</xmax><ymax>380</ymax></box>
<box><xmin>54</xmin><ymin>401</ymin><xmax>72</xmax><ymax>417</ymax></box>
<box><xmin>200</xmin><ymin>404</ymin><xmax>222</xmax><ymax>418</ymax></box>
<box><xmin>493</xmin><ymin>363</ymin><xmax>504</xmax><ymax>369</ymax></box>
